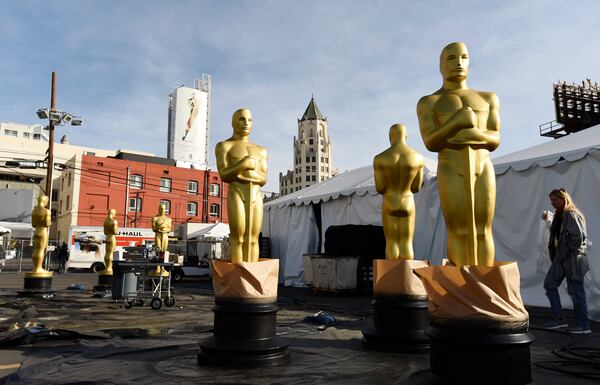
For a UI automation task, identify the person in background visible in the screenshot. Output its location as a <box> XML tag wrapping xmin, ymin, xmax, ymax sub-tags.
<box><xmin>58</xmin><ymin>241</ymin><xmax>69</xmax><ymax>273</ymax></box>
<box><xmin>543</xmin><ymin>188</ymin><xmax>591</xmax><ymax>334</ymax></box>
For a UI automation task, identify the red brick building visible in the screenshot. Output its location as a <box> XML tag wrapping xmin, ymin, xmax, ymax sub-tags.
<box><xmin>56</xmin><ymin>152</ymin><xmax>227</xmax><ymax>237</ymax></box>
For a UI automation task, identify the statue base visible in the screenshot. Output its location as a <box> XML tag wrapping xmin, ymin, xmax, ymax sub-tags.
<box><xmin>412</xmin><ymin>262</ymin><xmax>534</xmax><ymax>385</ymax></box>
<box><xmin>362</xmin><ymin>259</ymin><xmax>430</xmax><ymax>353</ymax></box>
<box><xmin>18</xmin><ymin>275</ymin><xmax>55</xmax><ymax>298</ymax></box>
<box><xmin>198</xmin><ymin>300</ymin><xmax>290</xmax><ymax>367</ymax></box>
<box><xmin>198</xmin><ymin>259</ymin><xmax>289</xmax><ymax>367</ymax></box>
<box><xmin>407</xmin><ymin>323</ymin><xmax>534</xmax><ymax>385</ymax></box>
<box><xmin>362</xmin><ymin>295</ymin><xmax>429</xmax><ymax>353</ymax></box>
<box><xmin>93</xmin><ymin>274</ymin><xmax>113</xmax><ymax>292</ymax></box>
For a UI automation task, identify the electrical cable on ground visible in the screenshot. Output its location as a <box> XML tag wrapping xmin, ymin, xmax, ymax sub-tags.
<box><xmin>531</xmin><ymin>326</ymin><xmax>600</xmax><ymax>379</ymax></box>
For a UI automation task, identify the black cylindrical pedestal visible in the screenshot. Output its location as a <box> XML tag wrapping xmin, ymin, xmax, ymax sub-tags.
<box><xmin>94</xmin><ymin>274</ymin><xmax>113</xmax><ymax>292</ymax></box>
<box><xmin>18</xmin><ymin>277</ymin><xmax>55</xmax><ymax>297</ymax></box>
<box><xmin>362</xmin><ymin>295</ymin><xmax>429</xmax><ymax>353</ymax></box>
<box><xmin>425</xmin><ymin>323</ymin><xmax>534</xmax><ymax>385</ymax></box>
<box><xmin>198</xmin><ymin>300</ymin><xmax>290</xmax><ymax>367</ymax></box>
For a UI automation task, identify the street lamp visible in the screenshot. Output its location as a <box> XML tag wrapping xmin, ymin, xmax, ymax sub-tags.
<box><xmin>36</xmin><ymin>71</ymin><xmax>83</xmax><ymax>211</ymax></box>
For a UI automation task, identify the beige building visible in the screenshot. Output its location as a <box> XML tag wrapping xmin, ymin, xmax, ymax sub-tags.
<box><xmin>0</xmin><ymin>124</ymin><xmax>153</xmax><ymax>240</ymax></box>
<box><xmin>1</xmin><ymin>121</ymin><xmax>49</xmax><ymax>142</ymax></box>
<box><xmin>279</xmin><ymin>98</ymin><xmax>334</xmax><ymax>195</ymax></box>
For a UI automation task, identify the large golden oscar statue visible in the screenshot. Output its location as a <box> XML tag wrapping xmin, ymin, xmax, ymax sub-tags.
<box><xmin>362</xmin><ymin>124</ymin><xmax>430</xmax><ymax>353</ymax></box>
<box><xmin>20</xmin><ymin>194</ymin><xmax>55</xmax><ymax>296</ymax></box>
<box><xmin>417</xmin><ymin>42</ymin><xmax>499</xmax><ymax>267</ymax></box>
<box><xmin>374</xmin><ymin>123</ymin><xmax>424</xmax><ymax>260</ymax></box>
<box><xmin>199</xmin><ymin>108</ymin><xmax>289</xmax><ymax>367</ymax></box>
<box><xmin>215</xmin><ymin>108</ymin><xmax>267</xmax><ymax>264</ymax></box>
<box><xmin>412</xmin><ymin>43</ymin><xmax>533</xmax><ymax>385</ymax></box>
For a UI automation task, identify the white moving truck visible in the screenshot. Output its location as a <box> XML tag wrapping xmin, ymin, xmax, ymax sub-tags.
<box><xmin>66</xmin><ymin>226</ymin><xmax>155</xmax><ymax>272</ymax></box>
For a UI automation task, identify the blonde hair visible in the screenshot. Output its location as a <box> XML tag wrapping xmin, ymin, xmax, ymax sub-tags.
<box><xmin>549</xmin><ymin>188</ymin><xmax>586</xmax><ymax>223</ymax></box>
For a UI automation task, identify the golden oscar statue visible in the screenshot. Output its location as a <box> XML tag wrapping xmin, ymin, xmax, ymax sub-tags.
<box><xmin>362</xmin><ymin>124</ymin><xmax>429</xmax><ymax>353</ymax></box>
<box><xmin>29</xmin><ymin>195</ymin><xmax>53</xmax><ymax>277</ymax></box>
<box><xmin>215</xmin><ymin>108</ymin><xmax>267</xmax><ymax>264</ymax></box>
<box><xmin>417</xmin><ymin>42</ymin><xmax>499</xmax><ymax>267</ymax></box>
<box><xmin>102</xmin><ymin>208</ymin><xmax>118</xmax><ymax>272</ymax></box>
<box><xmin>199</xmin><ymin>108</ymin><xmax>289</xmax><ymax>367</ymax></box>
<box><xmin>374</xmin><ymin>123</ymin><xmax>424</xmax><ymax>260</ymax></box>
<box><xmin>21</xmin><ymin>194</ymin><xmax>54</xmax><ymax>295</ymax></box>
<box><xmin>151</xmin><ymin>204</ymin><xmax>171</xmax><ymax>276</ymax></box>
<box><xmin>412</xmin><ymin>43</ymin><xmax>533</xmax><ymax>385</ymax></box>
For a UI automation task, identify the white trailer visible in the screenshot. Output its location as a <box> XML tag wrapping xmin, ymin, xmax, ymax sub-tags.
<box><xmin>66</xmin><ymin>226</ymin><xmax>155</xmax><ymax>272</ymax></box>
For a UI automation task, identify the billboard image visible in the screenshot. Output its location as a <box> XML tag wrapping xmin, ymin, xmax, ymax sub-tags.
<box><xmin>168</xmin><ymin>86</ymin><xmax>209</xmax><ymax>168</ymax></box>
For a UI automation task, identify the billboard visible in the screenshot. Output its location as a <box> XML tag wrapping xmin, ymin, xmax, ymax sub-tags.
<box><xmin>167</xmin><ymin>86</ymin><xmax>209</xmax><ymax>168</ymax></box>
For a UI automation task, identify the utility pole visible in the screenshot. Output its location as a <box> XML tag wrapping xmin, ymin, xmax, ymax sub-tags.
<box><xmin>45</xmin><ymin>72</ymin><xmax>57</xmax><ymax>207</ymax></box>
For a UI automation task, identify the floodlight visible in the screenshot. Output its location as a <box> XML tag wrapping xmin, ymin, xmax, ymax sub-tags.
<box><xmin>36</xmin><ymin>108</ymin><xmax>49</xmax><ymax>119</ymax></box>
<box><xmin>49</xmin><ymin>110</ymin><xmax>63</xmax><ymax>123</ymax></box>
<box><xmin>71</xmin><ymin>118</ymin><xmax>83</xmax><ymax>126</ymax></box>
<box><xmin>62</xmin><ymin>113</ymin><xmax>73</xmax><ymax>124</ymax></box>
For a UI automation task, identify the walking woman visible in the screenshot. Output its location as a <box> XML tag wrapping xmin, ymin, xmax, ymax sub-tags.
<box><xmin>543</xmin><ymin>188</ymin><xmax>591</xmax><ymax>334</ymax></box>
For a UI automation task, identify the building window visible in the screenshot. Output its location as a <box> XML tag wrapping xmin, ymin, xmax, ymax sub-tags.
<box><xmin>187</xmin><ymin>202</ymin><xmax>198</xmax><ymax>216</ymax></box>
<box><xmin>33</xmin><ymin>133</ymin><xmax>41</xmax><ymax>140</ymax></box>
<box><xmin>305</xmin><ymin>175</ymin><xmax>310</xmax><ymax>182</ymax></box>
<box><xmin>312</xmin><ymin>166</ymin><xmax>316</xmax><ymax>172</ymax></box>
<box><xmin>159</xmin><ymin>199</ymin><xmax>171</xmax><ymax>214</ymax></box>
<box><xmin>209</xmin><ymin>204</ymin><xmax>220</xmax><ymax>217</ymax></box>
<box><xmin>4</xmin><ymin>129</ymin><xmax>17</xmax><ymax>137</ymax></box>
<box><xmin>209</xmin><ymin>183</ymin><xmax>220</xmax><ymax>196</ymax></box>
<box><xmin>160</xmin><ymin>178</ymin><xmax>172</xmax><ymax>192</ymax></box>
<box><xmin>305</xmin><ymin>166</ymin><xmax>310</xmax><ymax>172</ymax></box>
<box><xmin>68</xmin><ymin>172</ymin><xmax>72</xmax><ymax>186</ymax></box>
<box><xmin>325</xmin><ymin>158</ymin><xmax>328</xmax><ymax>163</ymax></box>
<box><xmin>305</xmin><ymin>156</ymin><xmax>310</xmax><ymax>163</ymax></box>
<box><xmin>59</xmin><ymin>200</ymin><xmax>62</xmax><ymax>213</ymax></box>
<box><xmin>309</xmin><ymin>138</ymin><xmax>314</xmax><ymax>145</ymax></box>
<box><xmin>321</xmin><ymin>156</ymin><xmax>324</xmax><ymax>162</ymax></box>
<box><xmin>23</xmin><ymin>132</ymin><xmax>30</xmax><ymax>139</ymax></box>
<box><xmin>187</xmin><ymin>180</ymin><xmax>198</xmax><ymax>194</ymax></box>
<box><xmin>52</xmin><ymin>189</ymin><xmax>59</xmax><ymax>202</ymax></box>
<box><xmin>129</xmin><ymin>197</ymin><xmax>142</xmax><ymax>212</ymax></box>
<box><xmin>86</xmin><ymin>151</ymin><xmax>96</xmax><ymax>156</ymax></box>
<box><xmin>312</xmin><ymin>156</ymin><xmax>316</xmax><ymax>162</ymax></box>
<box><xmin>312</xmin><ymin>175</ymin><xmax>316</xmax><ymax>181</ymax></box>
<box><xmin>66</xmin><ymin>195</ymin><xmax>70</xmax><ymax>211</ymax></box>
<box><xmin>130</xmin><ymin>174</ymin><xmax>143</xmax><ymax>189</ymax></box>
<box><xmin>321</xmin><ymin>166</ymin><xmax>324</xmax><ymax>171</ymax></box>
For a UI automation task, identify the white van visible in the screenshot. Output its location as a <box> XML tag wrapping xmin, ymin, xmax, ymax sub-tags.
<box><xmin>66</xmin><ymin>226</ymin><xmax>155</xmax><ymax>272</ymax></box>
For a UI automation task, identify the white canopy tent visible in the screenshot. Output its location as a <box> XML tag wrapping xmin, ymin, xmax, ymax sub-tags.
<box><xmin>264</xmin><ymin>125</ymin><xmax>600</xmax><ymax>319</ymax></box>
<box><xmin>263</xmin><ymin>157</ymin><xmax>442</xmax><ymax>287</ymax></box>
<box><xmin>188</xmin><ymin>222</ymin><xmax>230</xmax><ymax>242</ymax></box>
<box><xmin>0</xmin><ymin>221</ymin><xmax>32</xmax><ymax>239</ymax></box>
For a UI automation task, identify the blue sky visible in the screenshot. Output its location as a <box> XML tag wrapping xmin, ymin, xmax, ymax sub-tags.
<box><xmin>1</xmin><ymin>0</ymin><xmax>599</xmax><ymax>192</ymax></box>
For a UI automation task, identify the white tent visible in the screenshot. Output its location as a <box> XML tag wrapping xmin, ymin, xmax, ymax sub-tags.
<box><xmin>0</xmin><ymin>221</ymin><xmax>32</xmax><ymax>239</ymax></box>
<box><xmin>188</xmin><ymin>222</ymin><xmax>230</xmax><ymax>242</ymax></box>
<box><xmin>492</xmin><ymin>126</ymin><xmax>600</xmax><ymax>320</ymax></box>
<box><xmin>263</xmin><ymin>157</ymin><xmax>441</xmax><ymax>287</ymax></box>
<box><xmin>264</xmin><ymin>125</ymin><xmax>600</xmax><ymax>319</ymax></box>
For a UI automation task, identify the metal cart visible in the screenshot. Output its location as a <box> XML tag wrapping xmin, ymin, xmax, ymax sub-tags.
<box><xmin>117</xmin><ymin>261</ymin><xmax>176</xmax><ymax>310</ymax></box>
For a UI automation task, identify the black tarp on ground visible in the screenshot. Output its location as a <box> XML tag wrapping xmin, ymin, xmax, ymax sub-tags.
<box><xmin>0</xmin><ymin>274</ymin><xmax>599</xmax><ymax>384</ymax></box>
